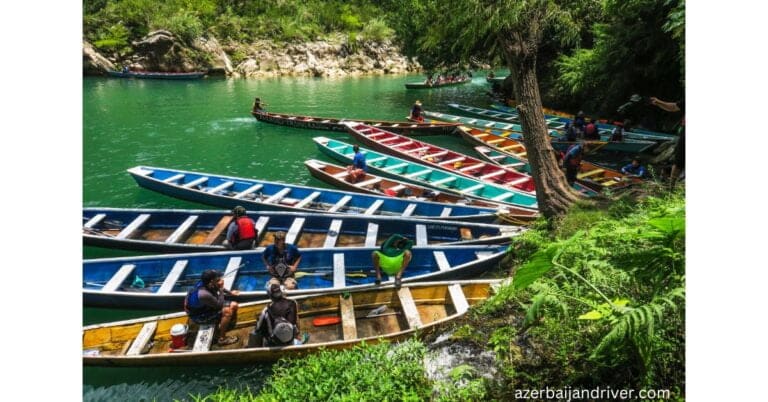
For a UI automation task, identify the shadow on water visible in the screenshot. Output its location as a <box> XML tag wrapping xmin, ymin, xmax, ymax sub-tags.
<box><xmin>83</xmin><ymin>364</ymin><xmax>272</xmax><ymax>402</ymax></box>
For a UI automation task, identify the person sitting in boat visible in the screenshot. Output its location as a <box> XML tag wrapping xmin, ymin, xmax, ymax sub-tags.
<box><xmin>410</xmin><ymin>100</ymin><xmax>424</xmax><ymax>122</ymax></box>
<box><xmin>251</xmin><ymin>283</ymin><xmax>308</xmax><ymax>347</ymax></box>
<box><xmin>562</xmin><ymin>142</ymin><xmax>585</xmax><ymax>186</ymax></box>
<box><xmin>574</xmin><ymin>111</ymin><xmax>587</xmax><ymax>129</ymax></box>
<box><xmin>263</xmin><ymin>231</ymin><xmax>302</xmax><ymax>290</ymax></box>
<box><xmin>621</xmin><ymin>158</ymin><xmax>647</xmax><ymax>178</ymax></box>
<box><xmin>373</xmin><ymin>234</ymin><xmax>413</xmax><ymax>290</ymax></box>
<box><xmin>565</xmin><ymin>120</ymin><xmax>584</xmax><ymax>142</ymax></box>
<box><xmin>252</xmin><ymin>97</ymin><xmax>267</xmax><ymax>112</ymax></box>
<box><xmin>184</xmin><ymin>269</ymin><xmax>241</xmax><ymax>346</ymax></box>
<box><xmin>224</xmin><ymin>206</ymin><xmax>258</xmax><ymax>250</ymax></box>
<box><xmin>425</xmin><ymin>74</ymin><xmax>434</xmax><ymax>86</ymax></box>
<box><xmin>610</xmin><ymin>119</ymin><xmax>629</xmax><ymax>142</ymax></box>
<box><xmin>346</xmin><ymin>144</ymin><xmax>367</xmax><ymax>183</ymax></box>
<box><xmin>584</xmin><ymin>118</ymin><xmax>601</xmax><ymax>140</ymax></box>
<box><xmin>121</xmin><ymin>66</ymin><xmax>129</xmax><ymax>73</ymax></box>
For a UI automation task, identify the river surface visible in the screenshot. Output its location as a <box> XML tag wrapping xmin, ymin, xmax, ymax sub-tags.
<box><xmin>83</xmin><ymin>72</ymin><xmax>512</xmax><ymax>401</ymax></box>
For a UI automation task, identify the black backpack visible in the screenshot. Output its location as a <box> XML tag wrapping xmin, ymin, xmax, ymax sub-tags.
<box><xmin>264</xmin><ymin>309</ymin><xmax>295</xmax><ymax>346</ymax></box>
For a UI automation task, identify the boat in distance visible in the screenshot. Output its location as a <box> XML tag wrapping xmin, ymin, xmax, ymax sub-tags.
<box><xmin>251</xmin><ymin>109</ymin><xmax>459</xmax><ymax>135</ymax></box>
<box><xmin>127</xmin><ymin>166</ymin><xmax>505</xmax><ymax>223</ymax></box>
<box><xmin>106</xmin><ymin>70</ymin><xmax>206</xmax><ymax>80</ymax></box>
<box><xmin>83</xmin><ymin>244</ymin><xmax>509</xmax><ymax>309</ymax></box>
<box><xmin>83</xmin><ymin>279</ymin><xmax>501</xmax><ymax>366</ymax></box>
<box><xmin>83</xmin><ymin>207</ymin><xmax>524</xmax><ymax>253</ymax></box>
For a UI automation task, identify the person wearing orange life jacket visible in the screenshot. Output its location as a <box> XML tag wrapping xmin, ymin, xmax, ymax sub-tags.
<box><xmin>225</xmin><ymin>206</ymin><xmax>258</xmax><ymax>250</ymax></box>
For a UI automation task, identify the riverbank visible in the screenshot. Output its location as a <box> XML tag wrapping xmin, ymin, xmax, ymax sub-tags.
<box><xmin>195</xmin><ymin>186</ymin><xmax>685</xmax><ymax>400</ymax></box>
<box><xmin>83</xmin><ymin>30</ymin><xmax>421</xmax><ymax>78</ymax></box>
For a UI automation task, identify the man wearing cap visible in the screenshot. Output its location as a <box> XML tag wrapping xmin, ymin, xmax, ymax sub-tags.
<box><xmin>410</xmin><ymin>100</ymin><xmax>424</xmax><ymax>122</ymax></box>
<box><xmin>224</xmin><ymin>206</ymin><xmax>258</xmax><ymax>250</ymax></box>
<box><xmin>373</xmin><ymin>233</ymin><xmax>413</xmax><ymax>290</ymax></box>
<box><xmin>184</xmin><ymin>269</ymin><xmax>241</xmax><ymax>346</ymax></box>
<box><xmin>251</xmin><ymin>283</ymin><xmax>308</xmax><ymax>347</ymax></box>
<box><xmin>262</xmin><ymin>231</ymin><xmax>302</xmax><ymax>290</ymax></box>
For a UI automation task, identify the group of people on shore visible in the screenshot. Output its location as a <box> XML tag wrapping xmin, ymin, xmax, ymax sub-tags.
<box><xmin>183</xmin><ymin>205</ymin><xmax>414</xmax><ymax>348</ymax></box>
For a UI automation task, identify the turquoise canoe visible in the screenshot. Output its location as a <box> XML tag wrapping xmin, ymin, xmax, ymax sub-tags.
<box><xmin>313</xmin><ymin>137</ymin><xmax>540</xmax><ymax>211</ymax></box>
<box><xmin>423</xmin><ymin>110</ymin><xmax>561</xmax><ymax>136</ymax></box>
<box><xmin>405</xmin><ymin>77</ymin><xmax>471</xmax><ymax>89</ymax></box>
<box><xmin>446</xmin><ymin>103</ymin><xmax>566</xmax><ymax>129</ymax></box>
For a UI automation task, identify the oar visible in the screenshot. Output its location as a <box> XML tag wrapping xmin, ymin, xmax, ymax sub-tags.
<box><xmin>312</xmin><ymin>311</ymin><xmax>403</xmax><ymax>327</ymax></box>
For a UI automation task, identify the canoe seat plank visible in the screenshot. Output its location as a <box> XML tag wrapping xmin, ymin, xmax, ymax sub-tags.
<box><xmin>333</xmin><ymin>253</ymin><xmax>345</xmax><ymax>289</ymax></box>
<box><xmin>382</xmin><ymin>162</ymin><xmax>409</xmax><ymax>172</ymax></box>
<box><xmin>193</xmin><ymin>324</ymin><xmax>215</xmax><ymax>352</ymax></box>
<box><xmin>203</xmin><ymin>216</ymin><xmax>232</xmax><ymax>245</ymax></box>
<box><xmin>578</xmin><ymin>168</ymin><xmax>605</xmax><ymax>179</ymax></box>
<box><xmin>233</xmin><ymin>184</ymin><xmax>263</xmax><ymax>199</ymax></box>
<box><xmin>182</xmin><ymin>176</ymin><xmax>209</xmax><ymax>189</ymax></box>
<box><xmin>440</xmin><ymin>207</ymin><xmax>453</xmax><ymax>217</ymax></box>
<box><xmin>323</xmin><ymin>219</ymin><xmax>343</xmax><ymax>248</ymax></box>
<box><xmin>263</xmin><ymin>188</ymin><xmax>291</xmax><ymax>204</ymax></box>
<box><xmin>126</xmin><ymin>322</ymin><xmax>158</xmax><ymax>356</ymax></box>
<box><xmin>364</xmin><ymin>200</ymin><xmax>384</xmax><ymax>215</ymax></box>
<box><xmin>83</xmin><ymin>214</ymin><xmax>106</xmax><ymax>229</ymax></box>
<box><xmin>415</xmin><ymin>225</ymin><xmax>428</xmax><ymax>246</ymax></box>
<box><xmin>423</xmin><ymin>151</ymin><xmax>449</xmax><ymax>160</ymax></box>
<box><xmin>328</xmin><ymin>196</ymin><xmax>352</xmax><ymax>213</ymax></box>
<box><xmin>397</xmin><ymin>287</ymin><xmax>423</xmax><ymax>329</ymax></box>
<box><xmin>459</xmin><ymin>184</ymin><xmax>485</xmax><ymax>194</ymax></box>
<box><xmin>505</xmin><ymin>177</ymin><xmax>530</xmax><ymax>187</ymax></box>
<box><xmin>163</xmin><ymin>173</ymin><xmax>185</xmax><ymax>183</ymax></box>
<box><xmin>401</xmin><ymin>203</ymin><xmax>418</xmax><ymax>217</ymax></box>
<box><xmin>116</xmin><ymin>214</ymin><xmax>151</xmax><ymax>239</ymax></box>
<box><xmin>480</xmin><ymin>170</ymin><xmax>506</xmax><ymax>180</ymax></box>
<box><xmin>254</xmin><ymin>216</ymin><xmax>269</xmax><ymax>243</ymax></box>
<box><xmin>165</xmin><ymin>215</ymin><xmax>199</xmax><ymax>244</ymax></box>
<box><xmin>389</xmin><ymin>184</ymin><xmax>406</xmax><ymax>193</ymax></box>
<box><xmin>340</xmin><ymin>294</ymin><xmax>357</xmax><ymax>340</ymax></box>
<box><xmin>434</xmin><ymin>251</ymin><xmax>451</xmax><ymax>271</ymax></box>
<box><xmin>157</xmin><ymin>260</ymin><xmax>188</xmax><ymax>294</ymax></box>
<box><xmin>365</xmin><ymin>223</ymin><xmax>379</xmax><ymax>247</ymax></box>
<box><xmin>223</xmin><ymin>257</ymin><xmax>242</xmax><ymax>290</ymax></box>
<box><xmin>404</xmin><ymin>169</ymin><xmax>432</xmax><ymax>179</ymax></box>
<box><xmin>366</xmin><ymin>156</ymin><xmax>387</xmax><ymax>164</ymax></box>
<box><xmin>357</xmin><ymin>177</ymin><xmax>382</xmax><ymax>188</ymax></box>
<box><xmin>285</xmin><ymin>218</ymin><xmax>305</xmax><ymax>244</ymax></box>
<box><xmin>432</xmin><ymin>177</ymin><xmax>457</xmax><ymax>186</ymax></box>
<box><xmin>294</xmin><ymin>191</ymin><xmax>321</xmax><ymax>209</ymax></box>
<box><xmin>492</xmin><ymin>192</ymin><xmax>515</xmax><ymax>202</ymax></box>
<box><xmin>208</xmin><ymin>181</ymin><xmax>234</xmax><ymax>194</ymax></box>
<box><xmin>102</xmin><ymin>264</ymin><xmax>136</xmax><ymax>292</ymax></box>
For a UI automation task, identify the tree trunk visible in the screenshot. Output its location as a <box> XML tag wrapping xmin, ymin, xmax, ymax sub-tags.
<box><xmin>504</xmin><ymin>39</ymin><xmax>579</xmax><ymax>220</ymax></box>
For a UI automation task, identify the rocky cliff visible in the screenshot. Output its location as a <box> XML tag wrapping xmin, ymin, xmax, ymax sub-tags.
<box><xmin>83</xmin><ymin>31</ymin><xmax>420</xmax><ymax>77</ymax></box>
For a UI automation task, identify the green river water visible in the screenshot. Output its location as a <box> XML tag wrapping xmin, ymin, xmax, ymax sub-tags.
<box><xmin>83</xmin><ymin>73</ymin><xmax>509</xmax><ymax>401</ymax></box>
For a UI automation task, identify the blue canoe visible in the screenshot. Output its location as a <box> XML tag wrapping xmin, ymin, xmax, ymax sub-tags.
<box><xmin>127</xmin><ymin>166</ymin><xmax>505</xmax><ymax>223</ymax></box>
<box><xmin>83</xmin><ymin>244</ymin><xmax>510</xmax><ymax>309</ymax></box>
<box><xmin>106</xmin><ymin>70</ymin><xmax>206</xmax><ymax>80</ymax></box>
<box><xmin>83</xmin><ymin>207</ymin><xmax>524</xmax><ymax>253</ymax></box>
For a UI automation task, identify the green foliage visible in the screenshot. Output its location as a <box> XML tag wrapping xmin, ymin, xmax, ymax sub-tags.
<box><xmin>361</xmin><ymin>18</ymin><xmax>395</xmax><ymax>43</ymax></box>
<box><xmin>151</xmin><ymin>10</ymin><xmax>204</xmax><ymax>44</ymax></box>
<box><xmin>432</xmin><ymin>364</ymin><xmax>489</xmax><ymax>402</ymax></box>
<box><xmin>92</xmin><ymin>23</ymin><xmax>132</xmax><ymax>56</ymax></box>
<box><xmin>254</xmin><ymin>340</ymin><xmax>431</xmax><ymax>401</ymax></box>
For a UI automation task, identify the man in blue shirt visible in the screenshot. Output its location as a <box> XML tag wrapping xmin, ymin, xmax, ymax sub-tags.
<box><xmin>562</xmin><ymin>142</ymin><xmax>584</xmax><ymax>186</ymax></box>
<box><xmin>621</xmin><ymin>158</ymin><xmax>647</xmax><ymax>178</ymax></box>
<box><xmin>262</xmin><ymin>231</ymin><xmax>302</xmax><ymax>290</ymax></box>
<box><xmin>347</xmin><ymin>144</ymin><xmax>367</xmax><ymax>183</ymax></box>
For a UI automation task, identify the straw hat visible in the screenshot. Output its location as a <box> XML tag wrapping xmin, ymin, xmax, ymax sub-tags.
<box><xmin>415</xmin><ymin>100</ymin><xmax>422</xmax><ymax>106</ymax></box>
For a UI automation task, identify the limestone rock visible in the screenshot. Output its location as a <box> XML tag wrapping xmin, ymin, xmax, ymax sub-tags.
<box><xmin>83</xmin><ymin>40</ymin><xmax>115</xmax><ymax>75</ymax></box>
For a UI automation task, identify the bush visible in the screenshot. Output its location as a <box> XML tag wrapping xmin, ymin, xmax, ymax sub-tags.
<box><xmin>151</xmin><ymin>10</ymin><xmax>204</xmax><ymax>44</ymax></box>
<box><xmin>361</xmin><ymin>18</ymin><xmax>395</xmax><ymax>42</ymax></box>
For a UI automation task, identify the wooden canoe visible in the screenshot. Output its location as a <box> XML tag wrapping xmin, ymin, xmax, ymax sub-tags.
<box><xmin>127</xmin><ymin>166</ymin><xmax>503</xmax><ymax>223</ymax></box>
<box><xmin>82</xmin><ymin>244</ymin><xmax>509</xmax><ymax>309</ymax></box>
<box><xmin>489</xmin><ymin>103</ymin><xmax>676</xmax><ymax>142</ymax></box>
<box><xmin>344</xmin><ymin>123</ymin><xmax>537</xmax><ymax>194</ymax></box>
<box><xmin>303</xmin><ymin>159</ymin><xmax>538</xmax><ymax>224</ymax></box>
<box><xmin>404</xmin><ymin>78</ymin><xmax>471</xmax><ymax>89</ymax></box>
<box><xmin>313</xmin><ymin>136</ymin><xmax>540</xmax><ymax>211</ymax></box>
<box><xmin>83</xmin><ymin>279</ymin><xmax>500</xmax><ymax>366</ymax></box>
<box><xmin>83</xmin><ymin>207</ymin><xmax>525</xmax><ymax>253</ymax></box>
<box><xmin>446</xmin><ymin>103</ymin><xmax>567</xmax><ymax>130</ymax></box>
<box><xmin>251</xmin><ymin>109</ymin><xmax>459</xmax><ymax>135</ymax></box>
<box><xmin>423</xmin><ymin>110</ymin><xmax>563</xmax><ymax>134</ymax></box>
<box><xmin>473</xmin><ymin>145</ymin><xmax>643</xmax><ymax>192</ymax></box>
<box><xmin>106</xmin><ymin>70</ymin><xmax>206</xmax><ymax>80</ymax></box>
